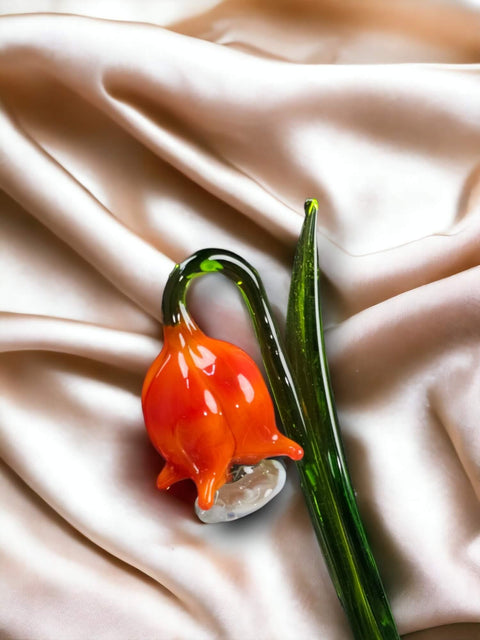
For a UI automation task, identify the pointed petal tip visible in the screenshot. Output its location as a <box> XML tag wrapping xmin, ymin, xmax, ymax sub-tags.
<box><xmin>266</xmin><ymin>443</ymin><xmax>304</xmax><ymax>463</ymax></box>
<box><xmin>197</xmin><ymin>496</ymin><xmax>215</xmax><ymax>511</ymax></box>
<box><xmin>304</xmin><ymin>198</ymin><xmax>319</xmax><ymax>217</ymax></box>
<box><xmin>293</xmin><ymin>446</ymin><xmax>304</xmax><ymax>461</ymax></box>
<box><xmin>278</xmin><ymin>436</ymin><xmax>304</xmax><ymax>461</ymax></box>
<box><xmin>285</xmin><ymin>444</ymin><xmax>304</xmax><ymax>461</ymax></box>
<box><xmin>196</xmin><ymin>473</ymin><xmax>225</xmax><ymax>511</ymax></box>
<box><xmin>156</xmin><ymin>464</ymin><xmax>185</xmax><ymax>490</ymax></box>
<box><xmin>196</xmin><ymin>490</ymin><xmax>216</xmax><ymax>511</ymax></box>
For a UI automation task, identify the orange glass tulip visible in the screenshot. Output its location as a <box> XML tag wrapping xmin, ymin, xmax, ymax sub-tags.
<box><xmin>142</xmin><ymin>317</ymin><xmax>304</xmax><ymax>511</ymax></box>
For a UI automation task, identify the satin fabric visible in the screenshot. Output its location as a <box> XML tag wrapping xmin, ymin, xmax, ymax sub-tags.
<box><xmin>1</xmin><ymin>2</ymin><xmax>480</xmax><ymax>639</ymax></box>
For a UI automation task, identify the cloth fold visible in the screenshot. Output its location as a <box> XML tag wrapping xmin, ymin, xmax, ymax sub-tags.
<box><xmin>1</xmin><ymin>2</ymin><xmax>480</xmax><ymax>639</ymax></box>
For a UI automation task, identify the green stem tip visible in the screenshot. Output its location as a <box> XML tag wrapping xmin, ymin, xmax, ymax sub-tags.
<box><xmin>305</xmin><ymin>197</ymin><xmax>319</xmax><ymax>217</ymax></box>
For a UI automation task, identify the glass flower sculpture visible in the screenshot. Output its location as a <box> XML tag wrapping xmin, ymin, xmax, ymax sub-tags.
<box><xmin>141</xmin><ymin>317</ymin><xmax>303</xmax><ymax>511</ymax></box>
<box><xmin>141</xmin><ymin>200</ymin><xmax>401</xmax><ymax>640</ymax></box>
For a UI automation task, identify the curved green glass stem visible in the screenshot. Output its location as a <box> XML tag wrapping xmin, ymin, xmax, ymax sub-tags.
<box><xmin>161</xmin><ymin>219</ymin><xmax>399</xmax><ymax>639</ymax></box>
<box><xmin>162</xmin><ymin>251</ymin><xmax>302</xmax><ymax>431</ymax></box>
<box><xmin>286</xmin><ymin>200</ymin><xmax>399</xmax><ymax>639</ymax></box>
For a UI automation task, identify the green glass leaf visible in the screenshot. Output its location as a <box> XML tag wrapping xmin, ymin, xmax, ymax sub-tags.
<box><xmin>285</xmin><ymin>199</ymin><xmax>400</xmax><ymax>639</ymax></box>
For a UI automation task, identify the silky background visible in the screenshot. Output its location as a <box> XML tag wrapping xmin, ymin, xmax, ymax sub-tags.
<box><xmin>2</xmin><ymin>1</ymin><xmax>480</xmax><ymax>638</ymax></box>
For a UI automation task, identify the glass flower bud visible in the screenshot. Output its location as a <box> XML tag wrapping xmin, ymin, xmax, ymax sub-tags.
<box><xmin>142</xmin><ymin>317</ymin><xmax>304</xmax><ymax>511</ymax></box>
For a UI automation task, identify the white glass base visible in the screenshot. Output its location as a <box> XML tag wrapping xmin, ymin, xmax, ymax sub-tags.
<box><xmin>195</xmin><ymin>459</ymin><xmax>286</xmax><ymax>523</ymax></box>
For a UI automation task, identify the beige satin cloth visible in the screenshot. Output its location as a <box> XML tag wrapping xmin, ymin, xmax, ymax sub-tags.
<box><xmin>1</xmin><ymin>2</ymin><xmax>480</xmax><ymax>638</ymax></box>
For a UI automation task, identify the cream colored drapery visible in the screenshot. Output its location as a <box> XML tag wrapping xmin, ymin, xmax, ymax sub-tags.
<box><xmin>1</xmin><ymin>1</ymin><xmax>480</xmax><ymax>638</ymax></box>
